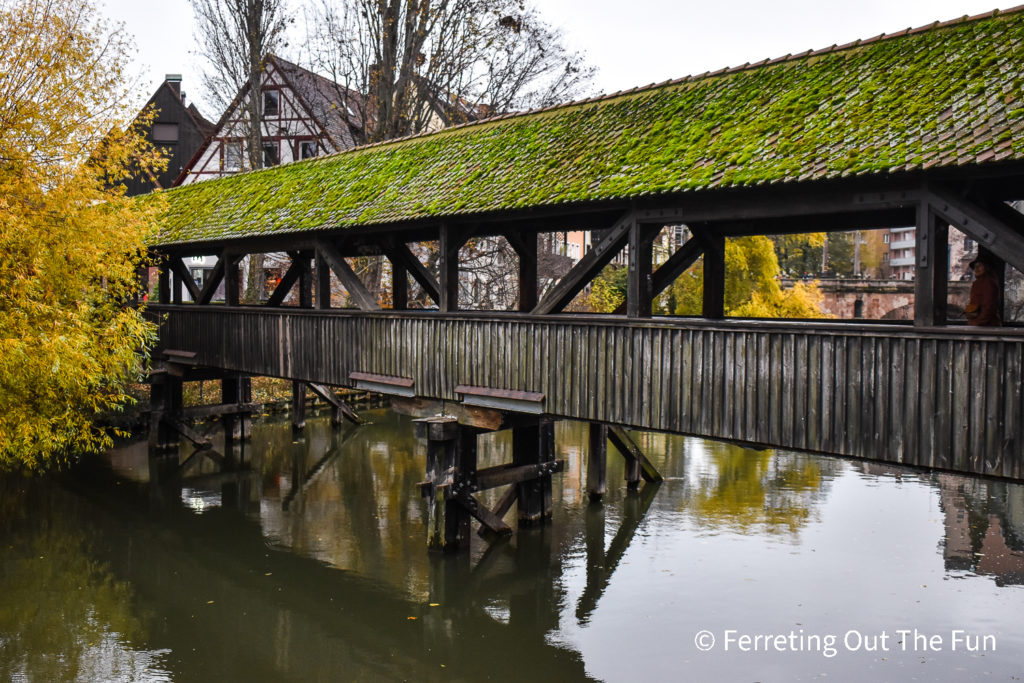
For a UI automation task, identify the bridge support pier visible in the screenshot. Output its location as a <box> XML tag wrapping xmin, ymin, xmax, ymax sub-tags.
<box><xmin>418</xmin><ymin>417</ymin><xmax>476</xmax><ymax>551</ymax></box>
<box><xmin>586</xmin><ymin>422</ymin><xmax>663</xmax><ymax>501</ymax></box>
<box><xmin>513</xmin><ymin>419</ymin><xmax>556</xmax><ymax>526</ymax></box>
<box><xmin>291</xmin><ymin>381</ymin><xmax>306</xmax><ymax>432</ymax></box>
<box><xmin>221</xmin><ymin>375</ymin><xmax>252</xmax><ymax>446</ymax></box>
<box><xmin>149</xmin><ymin>374</ymin><xmax>183</xmax><ymax>452</ymax></box>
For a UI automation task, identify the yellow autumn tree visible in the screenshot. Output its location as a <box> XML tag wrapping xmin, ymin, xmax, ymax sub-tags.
<box><xmin>672</xmin><ymin>235</ymin><xmax>827</xmax><ymax>318</ymax></box>
<box><xmin>0</xmin><ymin>0</ymin><xmax>164</xmax><ymax>469</ymax></box>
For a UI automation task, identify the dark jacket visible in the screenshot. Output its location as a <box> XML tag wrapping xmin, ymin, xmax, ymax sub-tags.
<box><xmin>967</xmin><ymin>272</ymin><xmax>1001</xmax><ymax>326</ymax></box>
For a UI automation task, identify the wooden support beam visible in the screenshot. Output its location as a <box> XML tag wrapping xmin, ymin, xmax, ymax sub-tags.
<box><xmin>295</xmin><ymin>251</ymin><xmax>313</xmax><ymax>309</ymax></box>
<box><xmin>439</xmin><ymin>224</ymin><xmax>466</xmax><ymax>312</ymax></box>
<box><xmin>532</xmin><ymin>211</ymin><xmax>634</xmax><ymax>314</ymax></box>
<box><xmin>223</xmin><ymin>251</ymin><xmax>240</xmax><ymax>306</ymax></box>
<box><xmin>307</xmin><ymin>382</ymin><xmax>362</xmax><ymax>425</ymax></box>
<box><xmin>453</xmin><ymin>490</ymin><xmax>513</xmax><ymax>537</ymax></box>
<box><xmin>157</xmin><ymin>254</ymin><xmax>171</xmax><ymax>304</ymax></box>
<box><xmin>315</xmin><ymin>250</ymin><xmax>331</xmax><ymax>309</ymax></box>
<box><xmin>926</xmin><ymin>187</ymin><xmax>1024</xmax><ymax>275</ymax></box>
<box><xmin>512</xmin><ymin>418</ymin><xmax>556</xmax><ymax>526</ymax></box>
<box><xmin>474</xmin><ymin>460</ymin><xmax>564</xmax><ymax>491</ymax></box>
<box><xmin>166</xmin><ymin>417</ymin><xmax>212</xmax><ymax>450</ymax></box>
<box><xmin>382</xmin><ymin>241</ymin><xmax>441</xmax><ymax>306</ymax></box>
<box><xmin>700</xmin><ymin>231</ymin><xmax>725</xmax><ymax>319</ymax></box>
<box><xmin>197</xmin><ymin>256</ymin><xmax>225</xmax><ymax>305</ymax></box>
<box><xmin>506</xmin><ymin>232</ymin><xmax>539</xmax><ymax>311</ymax></box>
<box><xmin>627</xmin><ymin>221</ymin><xmax>659</xmax><ymax>318</ymax></box>
<box><xmin>422</xmin><ymin>417</ymin><xmax>474</xmax><ymax>551</ymax></box>
<box><xmin>613</xmin><ymin>236</ymin><xmax>704</xmax><ymax>315</ymax></box>
<box><xmin>392</xmin><ymin>260</ymin><xmax>408</xmax><ymax>310</ymax></box>
<box><xmin>168</xmin><ymin>256</ymin><xmax>201</xmax><ymax>303</ymax></box>
<box><xmin>587</xmin><ymin>423</ymin><xmax>608</xmax><ymax>501</ymax></box>
<box><xmin>607</xmin><ymin>426</ymin><xmax>663</xmax><ymax>484</ymax></box>
<box><xmin>265</xmin><ymin>258</ymin><xmax>303</xmax><ymax>307</ymax></box>
<box><xmin>913</xmin><ymin>202</ymin><xmax>949</xmax><ymax>327</ymax></box>
<box><xmin>317</xmin><ymin>240</ymin><xmax>381</xmax><ymax>311</ymax></box>
<box><xmin>179</xmin><ymin>402</ymin><xmax>258</xmax><ymax>420</ymax></box>
<box><xmin>291</xmin><ymin>381</ymin><xmax>306</xmax><ymax>431</ymax></box>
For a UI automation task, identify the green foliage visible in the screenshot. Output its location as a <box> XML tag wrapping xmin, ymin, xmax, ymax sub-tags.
<box><xmin>586</xmin><ymin>264</ymin><xmax>628</xmax><ymax>313</ymax></box>
<box><xmin>0</xmin><ymin>0</ymin><xmax>161</xmax><ymax>469</ymax></box>
<box><xmin>672</xmin><ymin>236</ymin><xmax>827</xmax><ymax>318</ymax></box>
<box><xmin>771</xmin><ymin>233</ymin><xmax>825</xmax><ymax>276</ymax></box>
<box><xmin>154</xmin><ymin>10</ymin><xmax>1024</xmax><ymax>247</ymax></box>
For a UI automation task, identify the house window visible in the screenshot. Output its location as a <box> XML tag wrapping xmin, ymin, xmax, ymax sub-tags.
<box><xmin>263</xmin><ymin>142</ymin><xmax>279</xmax><ymax>167</ymax></box>
<box><xmin>264</xmin><ymin>91</ymin><xmax>280</xmax><ymax>118</ymax></box>
<box><xmin>224</xmin><ymin>141</ymin><xmax>243</xmax><ymax>171</ymax></box>
<box><xmin>883</xmin><ymin>233</ymin><xmax>890</xmax><ymax>244</ymax></box>
<box><xmin>152</xmin><ymin>123</ymin><xmax>179</xmax><ymax>142</ymax></box>
<box><xmin>299</xmin><ymin>141</ymin><xmax>318</xmax><ymax>159</ymax></box>
<box><xmin>964</xmin><ymin>237</ymin><xmax>975</xmax><ymax>251</ymax></box>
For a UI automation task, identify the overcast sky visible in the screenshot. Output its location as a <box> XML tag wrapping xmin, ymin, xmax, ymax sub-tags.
<box><xmin>102</xmin><ymin>0</ymin><xmax>1010</xmax><ymax>117</ymax></box>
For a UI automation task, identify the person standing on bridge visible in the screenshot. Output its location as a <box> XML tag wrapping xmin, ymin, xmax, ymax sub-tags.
<box><xmin>965</xmin><ymin>256</ymin><xmax>1002</xmax><ymax>326</ymax></box>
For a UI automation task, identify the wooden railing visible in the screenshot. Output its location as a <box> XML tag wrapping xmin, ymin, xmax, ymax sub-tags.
<box><xmin>152</xmin><ymin>305</ymin><xmax>1024</xmax><ymax>480</ymax></box>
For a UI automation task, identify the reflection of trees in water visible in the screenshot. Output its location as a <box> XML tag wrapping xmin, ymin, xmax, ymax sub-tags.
<box><xmin>683</xmin><ymin>441</ymin><xmax>838</xmax><ymax>536</ymax></box>
<box><xmin>0</xmin><ymin>476</ymin><xmax>162</xmax><ymax>682</ymax></box>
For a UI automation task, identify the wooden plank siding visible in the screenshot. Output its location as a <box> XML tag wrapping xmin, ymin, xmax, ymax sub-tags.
<box><xmin>154</xmin><ymin>305</ymin><xmax>1024</xmax><ymax>480</ymax></box>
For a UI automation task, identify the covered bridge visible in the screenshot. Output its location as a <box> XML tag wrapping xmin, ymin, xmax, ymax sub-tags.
<box><xmin>148</xmin><ymin>6</ymin><xmax>1024</xmax><ymax>504</ymax></box>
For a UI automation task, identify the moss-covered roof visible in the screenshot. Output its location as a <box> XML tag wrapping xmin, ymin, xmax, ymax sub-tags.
<box><xmin>154</xmin><ymin>8</ymin><xmax>1024</xmax><ymax>247</ymax></box>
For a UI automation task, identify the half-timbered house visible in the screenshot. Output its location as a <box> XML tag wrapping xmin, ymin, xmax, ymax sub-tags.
<box><xmin>176</xmin><ymin>55</ymin><xmax>365</xmax><ymax>185</ymax></box>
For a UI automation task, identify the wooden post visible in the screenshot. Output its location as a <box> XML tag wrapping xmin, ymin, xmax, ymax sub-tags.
<box><xmin>513</xmin><ymin>419</ymin><xmax>555</xmax><ymax>526</ymax></box>
<box><xmin>315</xmin><ymin>251</ymin><xmax>331</xmax><ymax>309</ymax></box>
<box><xmin>221</xmin><ymin>374</ymin><xmax>245</xmax><ymax>445</ymax></box>
<box><xmin>149</xmin><ymin>375</ymin><xmax>182</xmax><ymax>452</ymax></box>
<box><xmin>627</xmin><ymin>221</ymin><xmax>657</xmax><ymax>318</ymax></box>
<box><xmin>392</xmin><ymin>259</ymin><xmax>408</xmax><ymax>310</ymax></box>
<box><xmin>439</xmin><ymin>224</ymin><xmax>462</xmax><ymax>312</ymax></box>
<box><xmin>224</xmin><ymin>252</ymin><xmax>239</xmax><ymax>306</ymax></box>
<box><xmin>587</xmin><ymin>423</ymin><xmax>608</xmax><ymax>501</ymax></box>
<box><xmin>702</xmin><ymin>233</ymin><xmax>725</xmax><ymax>319</ymax></box>
<box><xmin>418</xmin><ymin>417</ymin><xmax>471</xmax><ymax>551</ymax></box>
<box><xmin>297</xmin><ymin>253</ymin><xmax>313</xmax><ymax>309</ymax></box>
<box><xmin>511</xmin><ymin>233</ymin><xmax>539</xmax><ymax>311</ymax></box>
<box><xmin>172</xmin><ymin>261</ymin><xmax>183</xmax><ymax>304</ymax></box>
<box><xmin>158</xmin><ymin>256</ymin><xmax>170</xmax><ymax>304</ymax></box>
<box><xmin>914</xmin><ymin>201</ymin><xmax>949</xmax><ymax>327</ymax></box>
<box><xmin>291</xmin><ymin>381</ymin><xmax>306</xmax><ymax>431</ymax></box>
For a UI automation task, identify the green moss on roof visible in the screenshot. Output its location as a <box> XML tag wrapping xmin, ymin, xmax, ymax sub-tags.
<box><xmin>154</xmin><ymin>9</ymin><xmax>1024</xmax><ymax>247</ymax></box>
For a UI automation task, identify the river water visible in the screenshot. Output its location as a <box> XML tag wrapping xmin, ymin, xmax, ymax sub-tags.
<box><xmin>2</xmin><ymin>408</ymin><xmax>1023</xmax><ymax>681</ymax></box>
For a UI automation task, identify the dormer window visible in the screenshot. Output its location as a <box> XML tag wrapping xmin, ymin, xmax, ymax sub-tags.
<box><xmin>263</xmin><ymin>91</ymin><xmax>280</xmax><ymax>118</ymax></box>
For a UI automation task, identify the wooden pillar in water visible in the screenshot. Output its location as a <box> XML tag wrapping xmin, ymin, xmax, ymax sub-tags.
<box><xmin>513</xmin><ymin>418</ymin><xmax>555</xmax><ymax>526</ymax></box>
<box><xmin>291</xmin><ymin>381</ymin><xmax>306</xmax><ymax>431</ymax></box>
<box><xmin>914</xmin><ymin>201</ymin><xmax>949</xmax><ymax>327</ymax></box>
<box><xmin>149</xmin><ymin>375</ymin><xmax>182</xmax><ymax>451</ymax></box>
<box><xmin>587</xmin><ymin>422</ymin><xmax>608</xmax><ymax>501</ymax></box>
<box><xmin>419</xmin><ymin>417</ymin><xmax>474</xmax><ymax>551</ymax></box>
<box><xmin>221</xmin><ymin>374</ymin><xmax>251</xmax><ymax>444</ymax></box>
